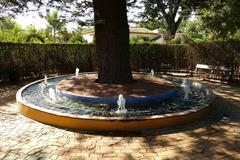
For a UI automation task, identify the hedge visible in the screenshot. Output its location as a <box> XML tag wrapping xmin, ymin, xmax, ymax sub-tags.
<box><xmin>0</xmin><ymin>42</ymin><xmax>240</xmax><ymax>82</ymax></box>
<box><xmin>186</xmin><ymin>41</ymin><xmax>240</xmax><ymax>80</ymax></box>
<box><xmin>0</xmin><ymin>43</ymin><xmax>96</xmax><ymax>82</ymax></box>
<box><xmin>130</xmin><ymin>44</ymin><xmax>187</xmax><ymax>71</ymax></box>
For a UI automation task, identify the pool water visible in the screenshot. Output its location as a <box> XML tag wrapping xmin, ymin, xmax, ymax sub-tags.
<box><xmin>22</xmin><ymin>74</ymin><xmax>211</xmax><ymax>117</ymax></box>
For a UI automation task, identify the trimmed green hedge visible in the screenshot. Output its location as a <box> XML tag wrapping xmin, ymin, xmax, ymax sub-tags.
<box><xmin>186</xmin><ymin>41</ymin><xmax>240</xmax><ymax>68</ymax></box>
<box><xmin>0</xmin><ymin>41</ymin><xmax>240</xmax><ymax>82</ymax></box>
<box><xmin>186</xmin><ymin>41</ymin><xmax>240</xmax><ymax>79</ymax></box>
<box><xmin>130</xmin><ymin>44</ymin><xmax>187</xmax><ymax>71</ymax></box>
<box><xmin>0</xmin><ymin>43</ymin><xmax>96</xmax><ymax>82</ymax></box>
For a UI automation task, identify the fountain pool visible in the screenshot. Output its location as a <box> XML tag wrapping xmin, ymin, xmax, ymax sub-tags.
<box><xmin>16</xmin><ymin>73</ymin><xmax>215</xmax><ymax>131</ymax></box>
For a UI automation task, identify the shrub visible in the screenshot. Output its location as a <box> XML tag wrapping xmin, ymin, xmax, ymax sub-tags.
<box><xmin>186</xmin><ymin>41</ymin><xmax>240</xmax><ymax>79</ymax></box>
<box><xmin>0</xmin><ymin>41</ymin><xmax>239</xmax><ymax>82</ymax></box>
<box><xmin>130</xmin><ymin>44</ymin><xmax>187</xmax><ymax>71</ymax></box>
<box><xmin>0</xmin><ymin>43</ymin><xmax>96</xmax><ymax>82</ymax></box>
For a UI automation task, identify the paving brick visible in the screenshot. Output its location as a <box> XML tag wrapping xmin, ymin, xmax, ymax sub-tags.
<box><xmin>89</xmin><ymin>153</ymin><xmax>103</xmax><ymax>158</ymax></box>
<box><xmin>1</xmin><ymin>80</ymin><xmax>240</xmax><ymax>160</ymax></box>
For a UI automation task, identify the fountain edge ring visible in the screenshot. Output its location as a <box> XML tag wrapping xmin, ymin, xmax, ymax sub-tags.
<box><xmin>16</xmin><ymin>73</ymin><xmax>215</xmax><ymax>131</ymax></box>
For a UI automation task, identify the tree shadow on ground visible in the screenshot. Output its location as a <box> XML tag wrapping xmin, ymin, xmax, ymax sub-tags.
<box><xmin>65</xmin><ymin>80</ymin><xmax>240</xmax><ymax>136</ymax></box>
<box><xmin>7</xmin><ymin>79</ymin><xmax>234</xmax><ymax>160</ymax></box>
<box><xmin>136</xmin><ymin>84</ymin><xmax>240</xmax><ymax>159</ymax></box>
<box><xmin>62</xmin><ymin>94</ymin><xmax>240</xmax><ymax>159</ymax></box>
<box><xmin>65</xmin><ymin>97</ymin><xmax>222</xmax><ymax>136</ymax></box>
<box><xmin>2</xmin><ymin>79</ymin><xmax>240</xmax><ymax>159</ymax></box>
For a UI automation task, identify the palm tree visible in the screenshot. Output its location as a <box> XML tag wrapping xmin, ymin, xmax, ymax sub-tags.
<box><xmin>70</xmin><ymin>28</ymin><xmax>86</xmax><ymax>43</ymax></box>
<box><xmin>45</xmin><ymin>10</ymin><xmax>66</xmax><ymax>42</ymax></box>
<box><xmin>24</xmin><ymin>25</ymin><xmax>45</xmax><ymax>43</ymax></box>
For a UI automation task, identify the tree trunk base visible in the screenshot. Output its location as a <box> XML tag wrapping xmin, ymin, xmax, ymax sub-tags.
<box><xmin>93</xmin><ymin>0</ymin><xmax>133</xmax><ymax>84</ymax></box>
<box><xmin>95</xmin><ymin>78</ymin><xmax>136</xmax><ymax>85</ymax></box>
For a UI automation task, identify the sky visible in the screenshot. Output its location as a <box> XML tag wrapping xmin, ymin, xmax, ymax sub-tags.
<box><xmin>15</xmin><ymin>2</ymin><xmax>48</xmax><ymax>30</ymax></box>
<box><xmin>14</xmin><ymin>10</ymin><xmax>194</xmax><ymax>32</ymax></box>
<box><xmin>14</xmin><ymin>2</ymin><xmax>142</xmax><ymax>31</ymax></box>
<box><xmin>15</xmin><ymin>14</ymin><xmax>47</xmax><ymax>29</ymax></box>
<box><xmin>15</xmin><ymin>12</ymin><xmax>140</xmax><ymax>31</ymax></box>
<box><xmin>15</xmin><ymin>13</ymin><xmax>78</xmax><ymax>31</ymax></box>
<box><xmin>13</xmin><ymin>1</ymin><xmax>197</xmax><ymax>32</ymax></box>
<box><xmin>14</xmin><ymin>2</ymin><xmax>79</xmax><ymax>31</ymax></box>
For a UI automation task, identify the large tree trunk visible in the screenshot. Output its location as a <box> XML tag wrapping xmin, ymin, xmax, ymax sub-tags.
<box><xmin>166</xmin><ymin>23</ymin><xmax>178</xmax><ymax>40</ymax></box>
<box><xmin>165</xmin><ymin>18</ymin><xmax>182</xmax><ymax>40</ymax></box>
<box><xmin>93</xmin><ymin>0</ymin><xmax>133</xmax><ymax>84</ymax></box>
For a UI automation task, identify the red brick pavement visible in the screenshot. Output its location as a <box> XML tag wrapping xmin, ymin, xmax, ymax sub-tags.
<box><xmin>0</xmin><ymin>80</ymin><xmax>240</xmax><ymax>160</ymax></box>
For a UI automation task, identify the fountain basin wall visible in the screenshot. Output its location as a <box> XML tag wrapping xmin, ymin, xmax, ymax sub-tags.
<box><xmin>16</xmin><ymin>75</ymin><xmax>215</xmax><ymax>131</ymax></box>
<box><xmin>17</xmin><ymin>100</ymin><xmax>213</xmax><ymax>131</ymax></box>
<box><xmin>56</xmin><ymin>88</ymin><xmax>179</xmax><ymax>105</ymax></box>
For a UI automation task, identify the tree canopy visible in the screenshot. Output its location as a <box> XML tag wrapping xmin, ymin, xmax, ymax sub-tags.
<box><xmin>1</xmin><ymin>0</ymin><xmax>240</xmax><ymax>42</ymax></box>
<box><xmin>45</xmin><ymin>10</ymin><xmax>66</xmax><ymax>41</ymax></box>
<box><xmin>0</xmin><ymin>16</ymin><xmax>16</xmax><ymax>30</ymax></box>
<box><xmin>0</xmin><ymin>0</ymin><xmax>42</xmax><ymax>16</ymax></box>
<box><xmin>197</xmin><ymin>0</ymin><xmax>240</xmax><ymax>39</ymax></box>
<box><xmin>140</xmin><ymin>0</ymin><xmax>208</xmax><ymax>39</ymax></box>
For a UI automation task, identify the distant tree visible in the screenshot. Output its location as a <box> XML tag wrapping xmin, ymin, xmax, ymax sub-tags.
<box><xmin>180</xmin><ymin>19</ymin><xmax>204</xmax><ymax>40</ymax></box>
<box><xmin>24</xmin><ymin>25</ymin><xmax>45</xmax><ymax>43</ymax></box>
<box><xmin>0</xmin><ymin>17</ymin><xmax>16</xmax><ymax>30</ymax></box>
<box><xmin>197</xmin><ymin>0</ymin><xmax>240</xmax><ymax>39</ymax></box>
<box><xmin>141</xmin><ymin>0</ymin><xmax>208</xmax><ymax>39</ymax></box>
<box><xmin>12</xmin><ymin>24</ymin><xmax>24</xmax><ymax>42</ymax></box>
<box><xmin>130</xmin><ymin>36</ymin><xmax>151</xmax><ymax>43</ymax></box>
<box><xmin>45</xmin><ymin>10</ymin><xmax>66</xmax><ymax>42</ymax></box>
<box><xmin>57</xmin><ymin>28</ymin><xmax>71</xmax><ymax>42</ymax></box>
<box><xmin>0</xmin><ymin>17</ymin><xmax>24</xmax><ymax>42</ymax></box>
<box><xmin>138</xmin><ymin>19</ymin><xmax>165</xmax><ymax>31</ymax></box>
<box><xmin>70</xmin><ymin>29</ymin><xmax>86</xmax><ymax>43</ymax></box>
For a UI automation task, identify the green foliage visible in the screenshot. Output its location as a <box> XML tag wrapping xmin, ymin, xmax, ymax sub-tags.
<box><xmin>0</xmin><ymin>17</ymin><xmax>89</xmax><ymax>44</ymax></box>
<box><xmin>130</xmin><ymin>44</ymin><xmax>187</xmax><ymax>71</ymax></box>
<box><xmin>0</xmin><ymin>23</ymin><xmax>24</xmax><ymax>42</ymax></box>
<box><xmin>45</xmin><ymin>10</ymin><xmax>66</xmax><ymax>42</ymax></box>
<box><xmin>138</xmin><ymin>19</ymin><xmax>165</xmax><ymax>31</ymax></box>
<box><xmin>180</xmin><ymin>19</ymin><xmax>204</xmax><ymax>40</ymax></box>
<box><xmin>197</xmin><ymin>0</ymin><xmax>240</xmax><ymax>39</ymax></box>
<box><xmin>168</xmin><ymin>37</ymin><xmax>181</xmax><ymax>44</ymax></box>
<box><xmin>141</xmin><ymin>0</ymin><xmax>208</xmax><ymax>39</ymax></box>
<box><xmin>129</xmin><ymin>36</ymin><xmax>152</xmax><ymax>44</ymax></box>
<box><xmin>0</xmin><ymin>43</ymin><xmax>96</xmax><ymax>82</ymax></box>
<box><xmin>0</xmin><ymin>17</ymin><xmax>16</xmax><ymax>30</ymax></box>
<box><xmin>24</xmin><ymin>25</ymin><xmax>45</xmax><ymax>43</ymax></box>
<box><xmin>0</xmin><ymin>43</ymin><xmax>187</xmax><ymax>82</ymax></box>
<box><xmin>186</xmin><ymin>41</ymin><xmax>240</xmax><ymax>79</ymax></box>
<box><xmin>234</xmin><ymin>29</ymin><xmax>240</xmax><ymax>40</ymax></box>
<box><xmin>69</xmin><ymin>29</ymin><xmax>87</xmax><ymax>43</ymax></box>
<box><xmin>0</xmin><ymin>17</ymin><xmax>24</xmax><ymax>42</ymax></box>
<box><xmin>1</xmin><ymin>41</ymin><xmax>240</xmax><ymax>82</ymax></box>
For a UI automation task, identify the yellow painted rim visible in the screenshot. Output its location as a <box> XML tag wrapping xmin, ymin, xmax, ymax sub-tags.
<box><xmin>16</xmin><ymin>75</ymin><xmax>215</xmax><ymax>131</ymax></box>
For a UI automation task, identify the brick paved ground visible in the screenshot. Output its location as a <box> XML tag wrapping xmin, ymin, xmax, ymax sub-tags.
<box><xmin>0</xmin><ymin>79</ymin><xmax>240</xmax><ymax>160</ymax></box>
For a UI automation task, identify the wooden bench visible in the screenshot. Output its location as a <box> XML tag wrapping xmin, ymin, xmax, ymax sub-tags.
<box><xmin>194</xmin><ymin>64</ymin><xmax>230</xmax><ymax>82</ymax></box>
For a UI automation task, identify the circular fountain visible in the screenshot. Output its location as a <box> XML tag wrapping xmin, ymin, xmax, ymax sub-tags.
<box><xmin>16</xmin><ymin>72</ymin><xmax>215</xmax><ymax>131</ymax></box>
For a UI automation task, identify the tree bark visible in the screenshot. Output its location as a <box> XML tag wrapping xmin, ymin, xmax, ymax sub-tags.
<box><xmin>93</xmin><ymin>0</ymin><xmax>133</xmax><ymax>84</ymax></box>
<box><xmin>166</xmin><ymin>23</ymin><xmax>178</xmax><ymax>39</ymax></box>
<box><xmin>165</xmin><ymin>17</ymin><xmax>182</xmax><ymax>40</ymax></box>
